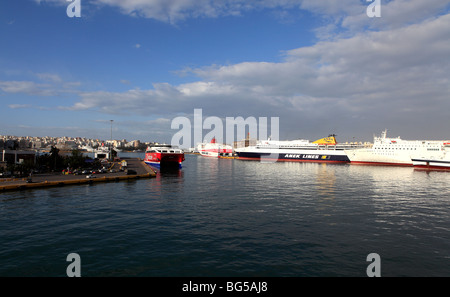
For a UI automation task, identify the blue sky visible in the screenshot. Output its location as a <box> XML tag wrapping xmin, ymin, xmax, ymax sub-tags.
<box><xmin>1</xmin><ymin>0</ymin><xmax>450</xmax><ymax>145</ymax></box>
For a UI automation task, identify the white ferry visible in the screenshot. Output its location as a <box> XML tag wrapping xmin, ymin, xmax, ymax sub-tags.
<box><xmin>197</xmin><ymin>138</ymin><xmax>233</xmax><ymax>158</ymax></box>
<box><xmin>345</xmin><ymin>130</ymin><xmax>448</xmax><ymax>166</ymax></box>
<box><xmin>235</xmin><ymin>135</ymin><xmax>360</xmax><ymax>163</ymax></box>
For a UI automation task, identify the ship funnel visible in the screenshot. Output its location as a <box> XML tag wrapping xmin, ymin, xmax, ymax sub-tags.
<box><xmin>312</xmin><ymin>135</ymin><xmax>337</xmax><ymax>145</ymax></box>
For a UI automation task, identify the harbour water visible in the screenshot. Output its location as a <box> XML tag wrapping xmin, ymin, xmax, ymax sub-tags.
<box><xmin>0</xmin><ymin>153</ymin><xmax>449</xmax><ymax>277</ymax></box>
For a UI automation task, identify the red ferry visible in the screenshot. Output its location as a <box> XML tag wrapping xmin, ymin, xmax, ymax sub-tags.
<box><xmin>144</xmin><ymin>145</ymin><xmax>185</xmax><ymax>169</ymax></box>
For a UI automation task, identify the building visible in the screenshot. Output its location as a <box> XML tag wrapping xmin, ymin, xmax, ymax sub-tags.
<box><xmin>1</xmin><ymin>149</ymin><xmax>37</xmax><ymax>165</ymax></box>
<box><xmin>233</xmin><ymin>133</ymin><xmax>257</xmax><ymax>149</ymax></box>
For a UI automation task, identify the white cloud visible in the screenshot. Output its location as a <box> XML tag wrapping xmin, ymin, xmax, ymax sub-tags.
<box><xmin>0</xmin><ymin>81</ymin><xmax>54</xmax><ymax>96</ymax></box>
<box><xmin>0</xmin><ymin>73</ymin><xmax>81</xmax><ymax>97</ymax></box>
<box><xmin>8</xmin><ymin>104</ymin><xmax>32</xmax><ymax>109</ymax></box>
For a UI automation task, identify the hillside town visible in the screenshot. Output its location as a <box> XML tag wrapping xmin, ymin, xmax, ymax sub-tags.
<box><xmin>0</xmin><ymin>134</ymin><xmax>152</xmax><ymax>152</ymax></box>
<box><xmin>0</xmin><ymin>134</ymin><xmax>156</xmax><ymax>176</ymax></box>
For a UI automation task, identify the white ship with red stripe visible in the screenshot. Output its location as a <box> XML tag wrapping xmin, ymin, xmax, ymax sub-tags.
<box><xmin>197</xmin><ymin>138</ymin><xmax>233</xmax><ymax>158</ymax></box>
<box><xmin>144</xmin><ymin>145</ymin><xmax>185</xmax><ymax>169</ymax></box>
<box><xmin>345</xmin><ymin>130</ymin><xmax>449</xmax><ymax>166</ymax></box>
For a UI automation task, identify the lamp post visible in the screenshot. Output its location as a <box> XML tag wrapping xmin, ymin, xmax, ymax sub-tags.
<box><xmin>110</xmin><ymin>120</ymin><xmax>113</xmax><ymax>161</ymax></box>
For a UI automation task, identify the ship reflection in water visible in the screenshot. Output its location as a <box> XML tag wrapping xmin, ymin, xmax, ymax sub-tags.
<box><xmin>315</xmin><ymin>164</ymin><xmax>337</xmax><ymax>210</ymax></box>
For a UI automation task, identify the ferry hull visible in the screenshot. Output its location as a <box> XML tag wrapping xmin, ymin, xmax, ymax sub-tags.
<box><xmin>348</xmin><ymin>160</ymin><xmax>413</xmax><ymax>166</ymax></box>
<box><xmin>345</xmin><ymin>149</ymin><xmax>413</xmax><ymax>166</ymax></box>
<box><xmin>144</xmin><ymin>160</ymin><xmax>183</xmax><ymax>169</ymax></box>
<box><xmin>199</xmin><ymin>151</ymin><xmax>234</xmax><ymax>158</ymax></box>
<box><xmin>412</xmin><ymin>159</ymin><xmax>450</xmax><ymax>171</ymax></box>
<box><xmin>236</xmin><ymin>151</ymin><xmax>349</xmax><ymax>163</ymax></box>
<box><xmin>199</xmin><ymin>151</ymin><xmax>220</xmax><ymax>157</ymax></box>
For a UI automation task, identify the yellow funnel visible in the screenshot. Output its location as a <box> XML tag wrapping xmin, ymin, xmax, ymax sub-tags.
<box><xmin>312</xmin><ymin>135</ymin><xmax>337</xmax><ymax>145</ymax></box>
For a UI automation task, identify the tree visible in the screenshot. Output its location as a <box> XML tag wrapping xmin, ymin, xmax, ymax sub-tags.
<box><xmin>65</xmin><ymin>149</ymin><xmax>88</xmax><ymax>169</ymax></box>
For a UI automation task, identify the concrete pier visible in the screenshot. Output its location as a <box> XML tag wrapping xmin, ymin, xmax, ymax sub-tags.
<box><xmin>0</xmin><ymin>158</ymin><xmax>156</xmax><ymax>192</ymax></box>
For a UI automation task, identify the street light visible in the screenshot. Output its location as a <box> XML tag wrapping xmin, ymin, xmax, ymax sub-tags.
<box><xmin>110</xmin><ymin>120</ymin><xmax>113</xmax><ymax>161</ymax></box>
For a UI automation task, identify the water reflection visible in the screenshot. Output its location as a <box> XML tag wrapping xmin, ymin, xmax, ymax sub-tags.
<box><xmin>194</xmin><ymin>155</ymin><xmax>222</xmax><ymax>195</ymax></box>
<box><xmin>315</xmin><ymin>164</ymin><xmax>336</xmax><ymax>212</ymax></box>
<box><xmin>316</xmin><ymin>163</ymin><xmax>336</xmax><ymax>197</ymax></box>
<box><xmin>145</xmin><ymin>165</ymin><xmax>185</xmax><ymax>194</ymax></box>
<box><xmin>347</xmin><ymin>165</ymin><xmax>417</xmax><ymax>197</ymax></box>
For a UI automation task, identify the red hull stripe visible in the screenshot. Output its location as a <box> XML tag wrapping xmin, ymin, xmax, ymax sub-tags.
<box><xmin>414</xmin><ymin>165</ymin><xmax>450</xmax><ymax>171</ymax></box>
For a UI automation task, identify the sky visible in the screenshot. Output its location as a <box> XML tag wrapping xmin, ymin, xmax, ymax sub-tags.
<box><xmin>1</xmin><ymin>0</ymin><xmax>449</xmax><ymax>146</ymax></box>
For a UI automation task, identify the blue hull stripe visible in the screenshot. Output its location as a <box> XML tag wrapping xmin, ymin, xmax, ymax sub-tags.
<box><xmin>145</xmin><ymin>161</ymin><xmax>182</xmax><ymax>169</ymax></box>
